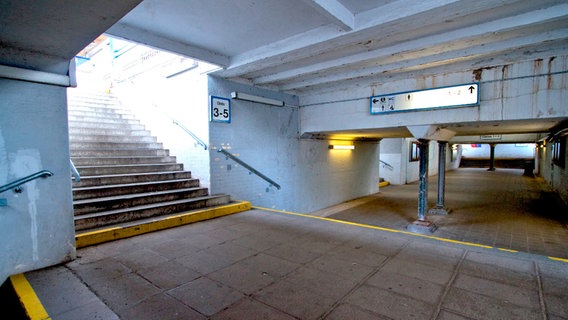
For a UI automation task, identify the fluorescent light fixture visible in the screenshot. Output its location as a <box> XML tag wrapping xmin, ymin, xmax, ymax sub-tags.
<box><xmin>329</xmin><ymin>145</ymin><xmax>355</xmax><ymax>150</ymax></box>
<box><xmin>231</xmin><ymin>92</ymin><xmax>284</xmax><ymax>107</ymax></box>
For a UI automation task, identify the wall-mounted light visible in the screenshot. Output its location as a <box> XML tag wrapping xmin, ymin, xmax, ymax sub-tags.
<box><xmin>329</xmin><ymin>145</ymin><xmax>355</xmax><ymax>150</ymax></box>
<box><xmin>231</xmin><ymin>92</ymin><xmax>284</xmax><ymax>107</ymax></box>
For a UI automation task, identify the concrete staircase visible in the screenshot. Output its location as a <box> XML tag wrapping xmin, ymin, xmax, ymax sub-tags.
<box><xmin>68</xmin><ymin>90</ymin><xmax>230</xmax><ymax>232</ymax></box>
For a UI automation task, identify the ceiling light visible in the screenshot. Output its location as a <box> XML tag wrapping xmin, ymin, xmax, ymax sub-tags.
<box><xmin>329</xmin><ymin>145</ymin><xmax>355</xmax><ymax>150</ymax></box>
<box><xmin>231</xmin><ymin>92</ymin><xmax>284</xmax><ymax>107</ymax></box>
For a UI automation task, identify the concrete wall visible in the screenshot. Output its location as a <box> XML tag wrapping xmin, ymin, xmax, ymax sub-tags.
<box><xmin>300</xmin><ymin>56</ymin><xmax>567</xmax><ymax>135</ymax></box>
<box><xmin>540</xmin><ymin>136</ymin><xmax>568</xmax><ymax>205</ymax></box>
<box><xmin>380</xmin><ymin>138</ymin><xmax>443</xmax><ymax>185</ymax></box>
<box><xmin>0</xmin><ymin>79</ymin><xmax>75</xmax><ymax>284</ymax></box>
<box><xmin>208</xmin><ymin>76</ymin><xmax>380</xmax><ymax>213</ymax></box>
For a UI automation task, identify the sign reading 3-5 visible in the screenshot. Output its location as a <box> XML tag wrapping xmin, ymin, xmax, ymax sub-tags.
<box><xmin>210</xmin><ymin>96</ymin><xmax>231</xmax><ymax>123</ymax></box>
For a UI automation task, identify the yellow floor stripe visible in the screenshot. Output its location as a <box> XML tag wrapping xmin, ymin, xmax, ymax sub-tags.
<box><xmin>498</xmin><ymin>248</ymin><xmax>519</xmax><ymax>253</ymax></box>
<box><xmin>76</xmin><ymin>201</ymin><xmax>251</xmax><ymax>248</ymax></box>
<box><xmin>252</xmin><ymin>206</ymin><xmax>520</xmax><ymax>252</ymax></box>
<box><xmin>548</xmin><ymin>256</ymin><xmax>568</xmax><ymax>263</ymax></box>
<box><xmin>9</xmin><ymin>274</ymin><xmax>51</xmax><ymax>320</ymax></box>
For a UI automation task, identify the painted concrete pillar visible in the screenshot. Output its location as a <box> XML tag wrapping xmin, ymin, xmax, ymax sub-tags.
<box><xmin>407</xmin><ymin>138</ymin><xmax>437</xmax><ymax>233</ymax></box>
<box><xmin>417</xmin><ymin>139</ymin><xmax>430</xmax><ymax>221</ymax></box>
<box><xmin>429</xmin><ymin>141</ymin><xmax>449</xmax><ymax>215</ymax></box>
<box><xmin>488</xmin><ymin>143</ymin><xmax>496</xmax><ymax>171</ymax></box>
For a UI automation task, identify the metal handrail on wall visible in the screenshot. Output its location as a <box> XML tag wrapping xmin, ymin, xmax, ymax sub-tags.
<box><xmin>217</xmin><ymin>148</ymin><xmax>281</xmax><ymax>190</ymax></box>
<box><xmin>379</xmin><ymin>160</ymin><xmax>394</xmax><ymax>171</ymax></box>
<box><xmin>0</xmin><ymin>170</ymin><xmax>53</xmax><ymax>194</ymax></box>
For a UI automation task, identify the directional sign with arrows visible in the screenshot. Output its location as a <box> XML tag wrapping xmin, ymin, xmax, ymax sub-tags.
<box><xmin>370</xmin><ymin>83</ymin><xmax>479</xmax><ymax>114</ymax></box>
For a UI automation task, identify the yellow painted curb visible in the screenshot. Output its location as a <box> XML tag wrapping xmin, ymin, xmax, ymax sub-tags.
<box><xmin>379</xmin><ymin>181</ymin><xmax>390</xmax><ymax>188</ymax></box>
<box><xmin>76</xmin><ymin>201</ymin><xmax>251</xmax><ymax>248</ymax></box>
<box><xmin>10</xmin><ymin>274</ymin><xmax>51</xmax><ymax>320</ymax></box>
<box><xmin>548</xmin><ymin>256</ymin><xmax>568</xmax><ymax>263</ymax></box>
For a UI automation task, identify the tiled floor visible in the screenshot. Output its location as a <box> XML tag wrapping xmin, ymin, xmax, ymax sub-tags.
<box><xmin>24</xmin><ymin>167</ymin><xmax>568</xmax><ymax>319</ymax></box>
<box><xmin>27</xmin><ymin>207</ymin><xmax>568</xmax><ymax>319</ymax></box>
<box><xmin>322</xmin><ymin>168</ymin><xmax>568</xmax><ymax>259</ymax></box>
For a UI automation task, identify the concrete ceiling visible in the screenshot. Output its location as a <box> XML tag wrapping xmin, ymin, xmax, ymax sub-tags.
<box><xmin>107</xmin><ymin>0</ymin><xmax>568</xmax><ymax>95</ymax></box>
<box><xmin>2</xmin><ymin>0</ymin><xmax>567</xmax><ymax>140</ymax></box>
<box><xmin>0</xmin><ymin>0</ymin><xmax>142</xmax><ymax>73</ymax></box>
<box><xmin>104</xmin><ymin>0</ymin><xmax>568</xmax><ymax>141</ymax></box>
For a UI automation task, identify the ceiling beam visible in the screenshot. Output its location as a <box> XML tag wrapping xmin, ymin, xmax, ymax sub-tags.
<box><xmin>106</xmin><ymin>23</ymin><xmax>230</xmax><ymax>67</ymax></box>
<box><xmin>217</xmin><ymin>0</ymin><xmax>470</xmax><ymax>78</ymax></box>
<box><xmin>302</xmin><ymin>0</ymin><xmax>354</xmax><ymax>31</ymax></box>
<box><xmin>277</xmin><ymin>28</ymin><xmax>568</xmax><ymax>91</ymax></box>
<box><xmin>253</xmin><ymin>3</ymin><xmax>568</xmax><ymax>85</ymax></box>
<box><xmin>295</xmin><ymin>39</ymin><xmax>568</xmax><ymax>95</ymax></box>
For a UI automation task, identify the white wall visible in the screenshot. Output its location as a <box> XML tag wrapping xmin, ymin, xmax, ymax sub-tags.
<box><xmin>539</xmin><ymin>136</ymin><xmax>568</xmax><ymax>205</ymax></box>
<box><xmin>0</xmin><ymin>79</ymin><xmax>75</xmax><ymax>284</ymax></box>
<box><xmin>208</xmin><ymin>77</ymin><xmax>380</xmax><ymax>213</ymax></box>
<box><xmin>461</xmin><ymin>143</ymin><xmax>536</xmax><ymax>159</ymax></box>
<box><xmin>380</xmin><ymin>138</ymin><xmax>443</xmax><ymax>185</ymax></box>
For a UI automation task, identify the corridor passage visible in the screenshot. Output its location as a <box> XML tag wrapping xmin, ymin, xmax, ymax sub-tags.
<box><xmin>317</xmin><ymin>168</ymin><xmax>568</xmax><ymax>259</ymax></box>
<box><xmin>26</xmin><ymin>207</ymin><xmax>568</xmax><ymax>319</ymax></box>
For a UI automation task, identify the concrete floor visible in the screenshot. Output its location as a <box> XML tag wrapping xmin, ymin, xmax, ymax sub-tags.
<box><xmin>25</xmin><ymin>168</ymin><xmax>568</xmax><ymax>319</ymax></box>
<box><xmin>316</xmin><ymin>168</ymin><xmax>568</xmax><ymax>259</ymax></box>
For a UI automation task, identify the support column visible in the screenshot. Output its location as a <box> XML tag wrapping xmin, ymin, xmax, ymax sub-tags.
<box><xmin>407</xmin><ymin>139</ymin><xmax>437</xmax><ymax>233</ymax></box>
<box><xmin>488</xmin><ymin>143</ymin><xmax>496</xmax><ymax>171</ymax></box>
<box><xmin>429</xmin><ymin>141</ymin><xmax>450</xmax><ymax>215</ymax></box>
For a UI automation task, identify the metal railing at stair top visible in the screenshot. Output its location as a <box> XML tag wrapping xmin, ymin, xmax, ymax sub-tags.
<box><xmin>217</xmin><ymin>148</ymin><xmax>281</xmax><ymax>190</ymax></box>
<box><xmin>0</xmin><ymin>170</ymin><xmax>53</xmax><ymax>194</ymax></box>
<box><xmin>172</xmin><ymin>119</ymin><xmax>208</xmax><ymax>150</ymax></box>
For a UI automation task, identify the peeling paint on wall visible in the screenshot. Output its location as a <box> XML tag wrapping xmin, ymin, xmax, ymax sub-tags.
<box><xmin>8</xmin><ymin>149</ymin><xmax>43</xmax><ymax>261</ymax></box>
<box><xmin>0</xmin><ymin>130</ymin><xmax>7</xmax><ymax>186</ymax></box>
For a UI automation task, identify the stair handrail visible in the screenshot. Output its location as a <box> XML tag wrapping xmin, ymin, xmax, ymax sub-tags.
<box><xmin>70</xmin><ymin>159</ymin><xmax>81</xmax><ymax>182</ymax></box>
<box><xmin>379</xmin><ymin>160</ymin><xmax>394</xmax><ymax>171</ymax></box>
<box><xmin>172</xmin><ymin>119</ymin><xmax>208</xmax><ymax>150</ymax></box>
<box><xmin>0</xmin><ymin>170</ymin><xmax>54</xmax><ymax>194</ymax></box>
<box><xmin>217</xmin><ymin>148</ymin><xmax>281</xmax><ymax>190</ymax></box>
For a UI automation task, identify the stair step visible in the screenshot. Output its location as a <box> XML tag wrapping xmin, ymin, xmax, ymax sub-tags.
<box><xmin>74</xmin><ymin>195</ymin><xmax>231</xmax><ymax>231</ymax></box>
<box><xmin>72</xmin><ymin>156</ymin><xmax>176</xmax><ymax>166</ymax></box>
<box><xmin>76</xmin><ymin>163</ymin><xmax>184</xmax><ymax>175</ymax></box>
<box><xmin>68</xmin><ymin>109</ymin><xmax>136</xmax><ymax>119</ymax></box>
<box><xmin>75</xmin><ymin>201</ymin><xmax>250</xmax><ymax>248</ymax></box>
<box><xmin>70</xmin><ymin>141</ymin><xmax>164</xmax><ymax>150</ymax></box>
<box><xmin>67</xmin><ymin>97</ymin><xmax>120</xmax><ymax>105</ymax></box>
<box><xmin>73</xmin><ymin>178</ymin><xmax>200</xmax><ymax>200</ymax></box>
<box><xmin>67</xmin><ymin>103</ymin><xmax>130</xmax><ymax>112</ymax></box>
<box><xmin>69</xmin><ymin>127</ymin><xmax>152</xmax><ymax>137</ymax></box>
<box><xmin>70</xmin><ymin>134</ymin><xmax>157</xmax><ymax>143</ymax></box>
<box><xmin>73</xmin><ymin>187</ymin><xmax>211</xmax><ymax>215</ymax></box>
<box><xmin>70</xmin><ymin>148</ymin><xmax>170</xmax><ymax>157</ymax></box>
<box><xmin>68</xmin><ymin>121</ymin><xmax>146</xmax><ymax>131</ymax></box>
<box><xmin>72</xmin><ymin>171</ymin><xmax>192</xmax><ymax>187</ymax></box>
<box><xmin>68</xmin><ymin>115</ymin><xmax>141</xmax><ymax>125</ymax></box>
